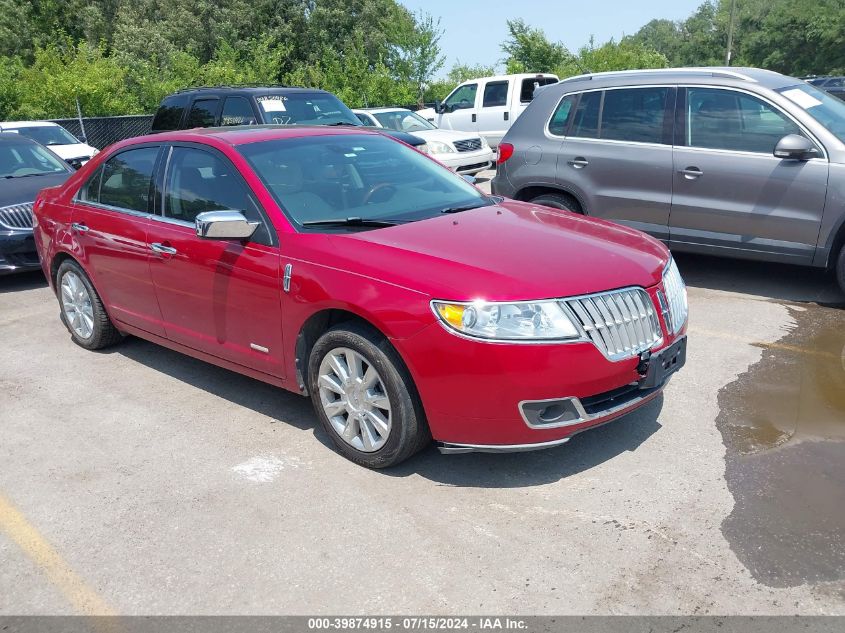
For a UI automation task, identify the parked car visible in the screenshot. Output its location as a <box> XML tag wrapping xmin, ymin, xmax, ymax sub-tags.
<box><xmin>151</xmin><ymin>86</ymin><xmax>429</xmax><ymax>152</ymax></box>
<box><xmin>417</xmin><ymin>73</ymin><xmax>559</xmax><ymax>148</ymax></box>
<box><xmin>803</xmin><ymin>76</ymin><xmax>845</xmax><ymax>101</ymax></box>
<box><xmin>353</xmin><ymin>107</ymin><xmax>494</xmax><ymax>175</ymax></box>
<box><xmin>33</xmin><ymin>126</ymin><xmax>688</xmax><ymax>467</ymax></box>
<box><xmin>493</xmin><ymin>67</ymin><xmax>845</xmax><ymax>295</ymax></box>
<box><xmin>0</xmin><ymin>121</ymin><xmax>98</xmax><ymax>169</ymax></box>
<box><xmin>0</xmin><ymin>134</ymin><xmax>74</xmax><ymax>274</ymax></box>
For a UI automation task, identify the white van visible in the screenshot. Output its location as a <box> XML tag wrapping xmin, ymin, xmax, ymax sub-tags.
<box><xmin>418</xmin><ymin>73</ymin><xmax>559</xmax><ymax>148</ymax></box>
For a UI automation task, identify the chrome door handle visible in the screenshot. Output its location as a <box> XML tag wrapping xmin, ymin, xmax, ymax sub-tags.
<box><xmin>71</xmin><ymin>222</ymin><xmax>89</xmax><ymax>233</ymax></box>
<box><xmin>678</xmin><ymin>167</ymin><xmax>703</xmax><ymax>179</ymax></box>
<box><xmin>150</xmin><ymin>242</ymin><xmax>177</xmax><ymax>256</ymax></box>
<box><xmin>568</xmin><ymin>157</ymin><xmax>589</xmax><ymax>168</ymax></box>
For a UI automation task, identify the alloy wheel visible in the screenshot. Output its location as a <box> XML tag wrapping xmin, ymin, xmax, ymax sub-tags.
<box><xmin>317</xmin><ymin>347</ymin><xmax>392</xmax><ymax>452</ymax></box>
<box><xmin>60</xmin><ymin>271</ymin><xmax>94</xmax><ymax>340</ymax></box>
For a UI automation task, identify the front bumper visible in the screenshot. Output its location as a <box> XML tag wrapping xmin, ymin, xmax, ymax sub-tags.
<box><xmin>435</xmin><ymin>149</ymin><xmax>496</xmax><ymax>174</ymax></box>
<box><xmin>396</xmin><ymin>289</ymin><xmax>686</xmax><ymax>450</ymax></box>
<box><xmin>0</xmin><ymin>230</ymin><xmax>41</xmax><ymax>274</ymax></box>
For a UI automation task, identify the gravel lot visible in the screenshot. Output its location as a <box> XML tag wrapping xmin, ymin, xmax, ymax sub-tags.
<box><xmin>2</xmin><ymin>175</ymin><xmax>844</xmax><ymax>614</ymax></box>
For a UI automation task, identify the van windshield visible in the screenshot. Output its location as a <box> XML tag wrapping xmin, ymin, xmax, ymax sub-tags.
<box><xmin>776</xmin><ymin>84</ymin><xmax>845</xmax><ymax>143</ymax></box>
<box><xmin>256</xmin><ymin>93</ymin><xmax>361</xmax><ymax>126</ymax></box>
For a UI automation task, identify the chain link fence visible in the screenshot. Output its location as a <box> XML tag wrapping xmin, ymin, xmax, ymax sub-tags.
<box><xmin>49</xmin><ymin>115</ymin><xmax>154</xmax><ymax>150</ymax></box>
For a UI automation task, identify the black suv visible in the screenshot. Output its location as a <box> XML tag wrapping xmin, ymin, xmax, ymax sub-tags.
<box><xmin>151</xmin><ymin>86</ymin><xmax>428</xmax><ymax>150</ymax></box>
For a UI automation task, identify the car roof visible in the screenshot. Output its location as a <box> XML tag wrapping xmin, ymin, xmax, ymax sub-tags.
<box><xmin>119</xmin><ymin>124</ymin><xmax>381</xmax><ymax>148</ymax></box>
<box><xmin>551</xmin><ymin>67</ymin><xmax>800</xmax><ymax>91</ymax></box>
<box><xmin>353</xmin><ymin>107</ymin><xmax>414</xmax><ymax>114</ymax></box>
<box><xmin>0</xmin><ymin>120</ymin><xmax>60</xmax><ymax>128</ymax></box>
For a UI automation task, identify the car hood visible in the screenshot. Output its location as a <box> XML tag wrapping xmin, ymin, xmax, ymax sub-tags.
<box><xmin>326</xmin><ymin>200</ymin><xmax>669</xmax><ymax>301</ymax></box>
<box><xmin>0</xmin><ymin>172</ymin><xmax>73</xmax><ymax>208</ymax></box>
<box><xmin>365</xmin><ymin>128</ymin><xmax>425</xmax><ymax>147</ymax></box>
<box><xmin>46</xmin><ymin>143</ymin><xmax>97</xmax><ymax>160</ymax></box>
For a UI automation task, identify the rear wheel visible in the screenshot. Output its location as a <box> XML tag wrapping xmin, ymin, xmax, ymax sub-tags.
<box><xmin>529</xmin><ymin>192</ymin><xmax>582</xmax><ymax>214</ymax></box>
<box><xmin>307</xmin><ymin>322</ymin><xmax>429</xmax><ymax>468</ymax></box>
<box><xmin>56</xmin><ymin>260</ymin><xmax>123</xmax><ymax>350</ymax></box>
<box><xmin>837</xmin><ymin>245</ymin><xmax>845</xmax><ymax>296</ymax></box>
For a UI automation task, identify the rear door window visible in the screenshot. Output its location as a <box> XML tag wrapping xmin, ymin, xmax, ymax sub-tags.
<box><xmin>186</xmin><ymin>98</ymin><xmax>220</xmax><ymax>128</ymax></box>
<box><xmin>569</xmin><ymin>91</ymin><xmax>601</xmax><ymax>138</ymax></box>
<box><xmin>600</xmin><ymin>87</ymin><xmax>670</xmax><ymax>144</ymax></box>
<box><xmin>220</xmin><ymin>97</ymin><xmax>257</xmax><ymax>126</ymax></box>
<box><xmin>97</xmin><ymin>147</ymin><xmax>160</xmax><ymax>212</ymax></box>
<box><xmin>482</xmin><ymin>81</ymin><xmax>509</xmax><ymax>108</ymax></box>
<box><xmin>152</xmin><ymin>94</ymin><xmax>189</xmax><ymax>131</ymax></box>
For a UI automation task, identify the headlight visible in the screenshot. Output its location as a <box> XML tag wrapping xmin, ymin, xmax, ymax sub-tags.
<box><xmin>416</xmin><ymin>143</ymin><xmax>429</xmax><ymax>154</ymax></box>
<box><xmin>428</xmin><ymin>140</ymin><xmax>455</xmax><ymax>155</ymax></box>
<box><xmin>432</xmin><ymin>299</ymin><xmax>581</xmax><ymax>341</ymax></box>
<box><xmin>661</xmin><ymin>258</ymin><xmax>688</xmax><ymax>334</ymax></box>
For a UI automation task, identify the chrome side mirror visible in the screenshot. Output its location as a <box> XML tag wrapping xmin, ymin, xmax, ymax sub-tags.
<box><xmin>774</xmin><ymin>134</ymin><xmax>819</xmax><ymax>160</ymax></box>
<box><xmin>195</xmin><ymin>210</ymin><xmax>259</xmax><ymax>240</ymax></box>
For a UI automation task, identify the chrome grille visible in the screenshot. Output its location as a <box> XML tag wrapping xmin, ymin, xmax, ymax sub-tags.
<box><xmin>0</xmin><ymin>202</ymin><xmax>34</xmax><ymax>229</ymax></box>
<box><xmin>661</xmin><ymin>258</ymin><xmax>688</xmax><ymax>334</ymax></box>
<box><xmin>562</xmin><ymin>288</ymin><xmax>662</xmax><ymax>361</ymax></box>
<box><xmin>453</xmin><ymin>138</ymin><xmax>482</xmax><ymax>152</ymax></box>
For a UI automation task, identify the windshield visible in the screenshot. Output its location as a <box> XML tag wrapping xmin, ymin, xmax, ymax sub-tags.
<box><xmin>777</xmin><ymin>83</ymin><xmax>845</xmax><ymax>143</ymax></box>
<box><xmin>238</xmin><ymin>134</ymin><xmax>490</xmax><ymax>230</ymax></box>
<box><xmin>256</xmin><ymin>93</ymin><xmax>361</xmax><ymax>126</ymax></box>
<box><xmin>372</xmin><ymin>110</ymin><xmax>436</xmax><ymax>132</ymax></box>
<box><xmin>10</xmin><ymin>125</ymin><xmax>80</xmax><ymax>146</ymax></box>
<box><xmin>0</xmin><ymin>141</ymin><xmax>70</xmax><ymax>178</ymax></box>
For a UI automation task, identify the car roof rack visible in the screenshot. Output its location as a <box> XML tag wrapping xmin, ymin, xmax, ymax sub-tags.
<box><xmin>558</xmin><ymin>67</ymin><xmax>756</xmax><ymax>84</ymax></box>
<box><xmin>175</xmin><ymin>83</ymin><xmax>291</xmax><ymax>93</ymax></box>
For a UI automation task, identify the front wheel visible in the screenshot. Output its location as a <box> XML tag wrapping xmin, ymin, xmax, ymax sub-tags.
<box><xmin>56</xmin><ymin>260</ymin><xmax>123</xmax><ymax>350</ymax></box>
<box><xmin>307</xmin><ymin>322</ymin><xmax>429</xmax><ymax>468</ymax></box>
<box><xmin>530</xmin><ymin>192</ymin><xmax>581</xmax><ymax>214</ymax></box>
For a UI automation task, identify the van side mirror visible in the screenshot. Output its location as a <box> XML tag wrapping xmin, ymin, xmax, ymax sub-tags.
<box><xmin>195</xmin><ymin>210</ymin><xmax>259</xmax><ymax>240</ymax></box>
<box><xmin>774</xmin><ymin>134</ymin><xmax>818</xmax><ymax>160</ymax></box>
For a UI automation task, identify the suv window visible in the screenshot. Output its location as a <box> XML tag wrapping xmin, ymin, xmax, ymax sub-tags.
<box><xmin>444</xmin><ymin>84</ymin><xmax>477</xmax><ymax>111</ymax></box>
<box><xmin>186</xmin><ymin>98</ymin><xmax>219</xmax><ymax>128</ymax></box>
<box><xmin>163</xmin><ymin>147</ymin><xmax>272</xmax><ymax>244</ymax></box>
<box><xmin>152</xmin><ymin>94</ymin><xmax>189</xmax><ymax>131</ymax></box>
<box><xmin>548</xmin><ymin>94</ymin><xmax>577</xmax><ymax>136</ymax></box>
<box><xmin>520</xmin><ymin>77</ymin><xmax>557</xmax><ymax>103</ymax></box>
<box><xmin>482</xmin><ymin>81</ymin><xmax>508</xmax><ymax>108</ymax></box>
<box><xmin>570</xmin><ymin>91</ymin><xmax>601</xmax><ymax>138</ymax></box>
<box><xmin>220</xmin><ymin>97</ymin><xmax>257</xmax><ymax>126</ymax></box>
<box><xmin>97</xmin><ymin>147</ymin><xmax>159</xmax><ymax>212</ymax></box>
<box><xmin>600</xmin><ymin>87</ymin><xmax>669</xmax><ymax>144</ymax></box>
<box><xmin>687</xmin><ymin>88</ymin><xmax>803</xmax><ymax>153</ymax></box>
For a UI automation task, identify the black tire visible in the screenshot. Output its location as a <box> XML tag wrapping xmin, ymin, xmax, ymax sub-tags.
<box><xmin>837</xmin><ymin>245</ymin><xmax>845</xmax><ymax>297</ymax></box>
<box><xmin>307</xmin><ymin>321</ymin><xmax>430</xmax><ymax>468</ymax></box>
<box><xmin>56</xmin><ymin>259</ymin><xmax>123</xmax><ymax>350</ymax></box>
<box><xmin>530</xmin><ymin>192</ymin><xmax>582</xmax><ymax>213</ymax></box>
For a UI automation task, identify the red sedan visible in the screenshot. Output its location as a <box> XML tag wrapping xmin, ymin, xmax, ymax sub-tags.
<box><xmin>33</xmin><ymin>126</ymin><xmax>688</xmax><ymax>468</ymax></box>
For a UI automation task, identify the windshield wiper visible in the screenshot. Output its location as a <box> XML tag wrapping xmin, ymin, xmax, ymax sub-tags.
<box><xmin>324</xmin><ymin>121</ymin><xmax>358</xmax><ymax>126</ymax></box>
<box><xmin>301</xmin><ymin>217</ymin><xmax>403</xmax><ymax>228</ymax></box>
<box><xmin>440</xmin><ymin>198</ymin><xmax>495</xmax><ymax>214</ymax></box>
<box><xmin>2</xmin><ymin>173</ymin><xmax>48</xmax><ymax>179</ymax></box>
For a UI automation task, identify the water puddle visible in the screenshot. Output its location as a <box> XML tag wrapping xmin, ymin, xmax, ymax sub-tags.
<box><xmin>716</xmin><ymin>303</ymin><xmax>845</xmax><ymax>587</ymax></box>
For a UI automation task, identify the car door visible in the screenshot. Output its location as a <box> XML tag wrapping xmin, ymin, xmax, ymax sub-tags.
<box><xmin>439</xmin><ymin>83</ymin><xmax>479</xmax><ymax>134</ymax></box>
<box><xmin>71</xmin><ymin>145</ymin><xmax>166</xmax><ymax>336</ymax></box>
<box><xmin>475</xmin><ymin>79</ymin><xmax>510</xmax><ymax>147</ymax></box>
<box><xmin>670</xmin><ymin>87</ymin><xmax>829</xmax><ymax>263</ymax></box>
<box><xmin>146</xmin><ymin>144</ymin><xmax>285</xmax><ymax>377</ymax></box>
<box><xmin>219</xmin><ymin>96</ymin><xmax>259</xmax><ymax>126</ymax></box>
<box><xmin>555</xmin><ymin>86</ymin><xmax>675</xmax><ymax>240</ymax></box>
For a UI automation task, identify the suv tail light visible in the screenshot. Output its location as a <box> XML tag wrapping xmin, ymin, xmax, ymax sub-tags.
<box><xmin>497</xmin><ymin>143</ymin><xmax>514</xmax><ymax>164</ymax></box>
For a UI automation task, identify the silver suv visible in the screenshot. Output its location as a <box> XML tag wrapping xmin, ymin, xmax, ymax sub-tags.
<box><xmin>492</xmin><ymin>67</ymin><xmax>845</xmax><ymax>295</ymax></box>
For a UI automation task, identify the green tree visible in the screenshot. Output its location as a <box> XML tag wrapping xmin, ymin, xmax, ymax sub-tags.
<box><xmin>561</xmin><ymin>38</ymin><xmax>669</xmax><ymax>76</ymax></box>
<box><xmin>501</xmin><ymin>18</ymin><xmax>571</xmax><ymax>73</ymax></box>
<box><xmin>446</xmin><ymin>62</ymin><xmax>498</xmax><ymax>84</ymax></box>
